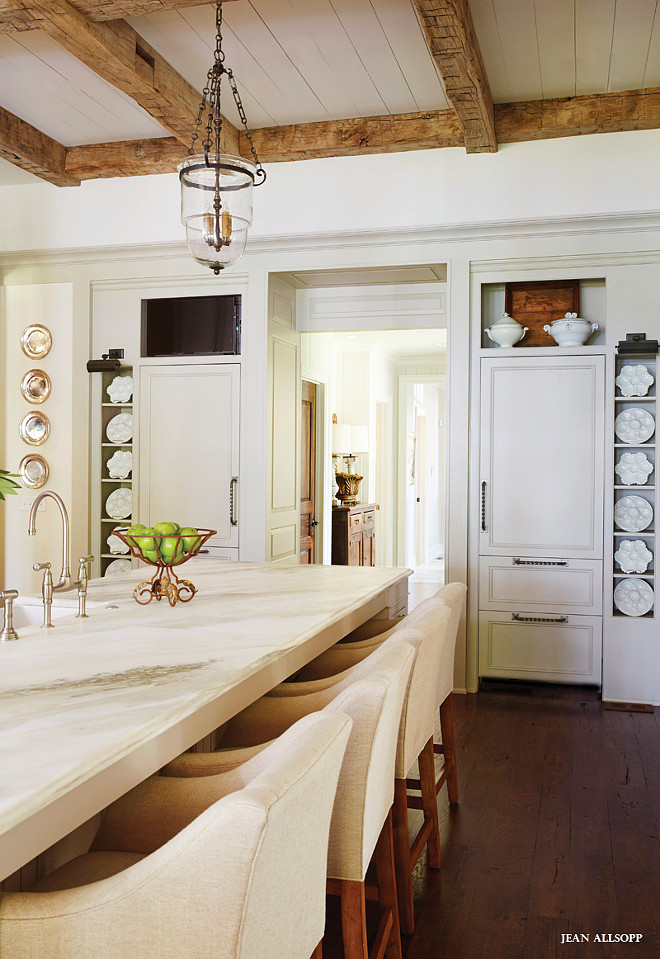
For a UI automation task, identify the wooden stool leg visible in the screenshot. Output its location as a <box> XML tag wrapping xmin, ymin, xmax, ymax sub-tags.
<box><xmin>374</xmin><ymin>810</ymin><xmax>403</xmax><ymax>959</ymax></box>
<box><xmin>439</xmin><ymin>694</ymin><xmax>459</xmax><ymax>804</ymax></box>
<box><xmin>340</xmin><ymin>880</ymin><xmax>369</xmax><ymax>959</ymax></box>
<box><xmin>392</xmin><ymin>777</ymin><xmax>415</xmax><ymax>937</ymax></box>
<box><xmin>311</xmin><ymin>942</ymin><xmax>323</xmax><ymax>959</ymax></box>
<box><xmin>418</xmin><ymin>737</ymin><xmax>442</xmax><ymax>870</ymax></box>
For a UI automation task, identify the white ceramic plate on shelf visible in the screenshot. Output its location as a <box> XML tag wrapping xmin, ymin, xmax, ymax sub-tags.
<box><xmin>106</xmin><ymin>412</ymin><xmax>133</xmax><ymax>444</ymax></box>
<box><xmin>614</xmin><ymin>578</ymin><xmax>654</xmax><ymax>617</ymax></box>
<box><xmin>614</xmin><ymin>495</ymin><xmax>654</xmax><ymax>532</ymax></box>
<box><xmin>106</xmin><ymin>375</ymin><xmax>133</xmax><ymax>404</ymax></box>
<box><xmin>104</xmin><ymin>558</ymin><xmax>132</xmax><ymax>577</ymax></box>
<box><xmin>614</xmin><ymin>408</ymin><xmax>655</xmax><ymax>445</ymax></box>
<box><xmin>107</xmin><ymin>449</ymin><xmax>133</xmax><ymax>479</ymax></box>
<box><xmin>614</xmin><ymin>451</ymin><xmax>654</xmax><ymax>486</ymax></box>
<box><xmin>614</xmin><ymin>539</ymin><xmax>653</xmax><ymax>574</ymax></box>
<box><xmin>615</xmin><ymin>364</ymin><xmax>654</xmax><ymax>397</ymax></box>
<box><xmin>107</xmin><ymin>530</ymin><xmax>130</xmax><ymax>554</ymax></box>
<box><xmin>105</xmin><ymin>487</ymin><xmax>132</xmax><ymax>520</ymax></box>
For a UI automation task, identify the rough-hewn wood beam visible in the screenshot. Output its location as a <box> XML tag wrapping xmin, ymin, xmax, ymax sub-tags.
<box><xmin>12</xmin><ymin>87</ymin><xmax>660</xmax><ymax>185</ymax></box>
<box><xmin>0</xmin><ymin>1</ymin><xmax>239</xmax><ymax>33</ymax></box>
<box><xmin>495</xmin><ymin>87</ymin><xmax>660</xmax><ymax>142</ymax></box>
<box><xmin>66</xmin><ymin>135</ymin><xmax>187</xmax><ymax>178</ymax></box>
<box><xmin>412</xmin><ymin>0</ymin><xmax>496</xmax><ymax>154</ymax></box>
<box><xmin>240</xmin><ymin>110</ymin><xmax>464</xmax><ymax>162</ymax></box>
<box><xmin>0</xmin><ymin>104</ymin><xmax>80</xmax><ymax>186</ymax></box>
<box><xmin>5</xmin><ymin>0</ymin><xmax>239</xmax><ymax>152</ymax></box>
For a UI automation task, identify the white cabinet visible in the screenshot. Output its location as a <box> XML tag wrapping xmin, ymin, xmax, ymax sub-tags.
<box><xmin>478</xmin><ymin>353</ymin><xmax>605</xmax><ymax>684</ymax></box>
<box><xmin>480</xmin><ymin>355</ymin><xmax>605</xmax><ymax>558</ymax></box>
<box><xmin>139</xmin><ymin>364</ymin><xmax>240</xmax><ymax>552</ymax></box>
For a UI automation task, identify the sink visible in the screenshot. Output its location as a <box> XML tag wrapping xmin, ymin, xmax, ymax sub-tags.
<box><xmin>11</xmin><ymin>597</ymin><xmax>105</xmax><ymax>629</ymax></box>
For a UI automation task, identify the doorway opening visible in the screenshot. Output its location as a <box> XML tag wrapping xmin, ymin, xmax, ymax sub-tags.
<box><xmin>300</xmin><ymin>328</ymin><xmax>446</xmax><ymax>574</ymax></box>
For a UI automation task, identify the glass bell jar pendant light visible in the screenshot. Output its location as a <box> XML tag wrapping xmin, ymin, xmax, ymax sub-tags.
<box><xmin>178</xmin><ymin>0</ymin><xmax>266</xmax><ymax>274</ymax></box>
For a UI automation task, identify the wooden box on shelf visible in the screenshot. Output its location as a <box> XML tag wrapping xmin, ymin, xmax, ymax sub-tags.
<box><xmin>504</xmin><ymin>279</ymin><xmax>580</xmax><ymax>347</ymax></box>
<box><xmin>332</xmin><ymin>503</ymin><xmax>377</xmax><ymax>567</ymax></box>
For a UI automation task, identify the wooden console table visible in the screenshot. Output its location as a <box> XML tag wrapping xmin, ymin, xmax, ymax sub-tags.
<box><xmin>332</xmin><ymin>503</ymin><xmax>378</xmax><ymax>567</ymax></box>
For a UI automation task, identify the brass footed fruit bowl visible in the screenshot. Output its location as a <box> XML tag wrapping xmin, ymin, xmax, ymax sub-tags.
<box><xmin>113</xmin><ymin>526</ymin><xmax>217</xmax><ymax>607</ymax></box>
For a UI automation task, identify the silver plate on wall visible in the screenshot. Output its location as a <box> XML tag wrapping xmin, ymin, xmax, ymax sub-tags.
<box><xmin>21</xmin><ymin>325</ymin><xmax>52</xmax><ymax>360</ymax></box>
<box><xmin>19</xmin><ymin>453</ymin><xmax>49</xmax><ymax>489</ymax></box>
<box><xmin>20</xmin><ymin>369</ymin><xmax>51</xmax><ymax>404</ymax></box>
<box><xmin>19</xmin><ymin>411</ymin><xmax>50</xmax><ymax>446</ymax></box>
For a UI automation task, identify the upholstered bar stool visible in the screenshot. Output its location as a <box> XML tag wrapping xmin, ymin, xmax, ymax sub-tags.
<box><xmin>277</xmin><ymin>602</ymin><xmax>455</xmax><ymax>936</ymax></box>
<box><xmin>297</xmin><ymin>583</ymin><xmax>467</xmax><ymax>803</ymax></box>
<box><xmin>0</xmin><ymin>711</ymin><xmax>351</xmax><ymax>959</ymax></box>
<box><xmin>164</xmin><ymin>642</ymin><xmax>416</xmax><ymax>959</ymax></box>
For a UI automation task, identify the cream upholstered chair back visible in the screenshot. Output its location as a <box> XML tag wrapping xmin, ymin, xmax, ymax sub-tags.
<box><xmin>324</xmin><ymin>644</ymin><xmax>414</xmax><ymax>880</ymax></box>
<box><xmin>386</xmin><ymin>603</ymin><xmax>453</xmax><ymax>777</ymax></box>
<box><xmin>433</xmin><ymin>583</ymin><xmax>467</xmax><ymax>709</ymax></box>
<box><xmin>0</xmin><ymin>711</ymin><xmax>352</xmax><ymax>959</ymax></box>
<box><xmin>216</xmin><ymin>641</ymin><xmax>415</xmax><ymax>882</ymax></box>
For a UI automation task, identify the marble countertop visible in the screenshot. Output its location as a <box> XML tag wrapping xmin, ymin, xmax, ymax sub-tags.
<box><xmin>0</xmin><ymin>560</ymin><xmax>409</xmax><ymax>879</ymax></box>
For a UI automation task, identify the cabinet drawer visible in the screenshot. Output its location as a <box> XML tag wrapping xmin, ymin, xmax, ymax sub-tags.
<box><xmin>349</xmin><ymin>512</ymin><xmax>364</xmax><ymax>527</ymax></box>
<box><xmin>479</xmin><ymin>556</ymin><xmax>602</xmax><ymax>614</ymax></box>
<box><xmin>478</xmin><ymin>611</ymin><xmax>602</xmax><ymax>685</ymax></box>
<box><xmin>363</xmin><ymin>510</ymin><xmax>375</xmax><ymax>527</ymax></box>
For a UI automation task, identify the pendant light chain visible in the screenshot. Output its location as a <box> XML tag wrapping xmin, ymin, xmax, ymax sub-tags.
<box><xmin>186</xmin><ymin>0</ymin><xmax>265</xmax><ymax>184</ymax></box>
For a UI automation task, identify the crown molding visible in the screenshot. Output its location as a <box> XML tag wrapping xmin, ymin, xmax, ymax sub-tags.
<box><xmin>2</xmin><ymin>210</ymin><xmax>660</xmax><ymax>272</ymax></box>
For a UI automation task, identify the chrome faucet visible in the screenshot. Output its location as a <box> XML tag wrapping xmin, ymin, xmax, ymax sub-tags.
<box><xmin>28</xmin><ymin>491</ymin><xmax>72</xmax><ymax>592</ymax></box>
<box><xmin>33</xmin><ymin>562</ymin><xmax>54</xmax><ymax>628</ymax></box>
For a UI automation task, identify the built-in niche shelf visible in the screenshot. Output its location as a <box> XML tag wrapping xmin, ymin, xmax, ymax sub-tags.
<box><xmin>612</xmin><ymin>352</ymin><xmax>657</xmax><ymax>619</ymax></box>
<box><xmin>97</xmin><ymin>367</ymin><xmax>134</xmax><ymax>578</ymax></box>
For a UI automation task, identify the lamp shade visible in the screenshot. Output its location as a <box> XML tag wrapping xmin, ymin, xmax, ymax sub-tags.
<box><xmin>332</xmin><ymin>424</ymin><xmax>352</xmax><ymax>456</ymax></box>
<box><xmin>350</xmin><ymin>426</ymin><xmax>369</xmax><ymax>454</ymax></box>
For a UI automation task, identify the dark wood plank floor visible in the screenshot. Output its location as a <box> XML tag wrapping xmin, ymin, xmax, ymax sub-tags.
<box><xmin>404</xmin><ymin>684</ymin><xmax>660</xmax><ymax>959</ymax></box>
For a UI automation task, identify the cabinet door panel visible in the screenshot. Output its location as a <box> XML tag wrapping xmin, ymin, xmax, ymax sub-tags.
<box><xmin>479</xmin><ymin>611</ymin><xmax>602</xmax><ymax>684</ymax></box>
<box><xmin>139</xmin><ymin>364</ymin><xmax>239</xmax><ymax>549</ymax></box>
<box><xmin>480</xmin><ymin>356</ymin><xmax>605</xmax><ymax>557</ymax></box>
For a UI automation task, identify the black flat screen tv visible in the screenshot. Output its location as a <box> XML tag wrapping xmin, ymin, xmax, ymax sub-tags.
<box><xmin>141</xmin><ymin>294</ymin><xmax>241</xmax><ymax>357</ymax></box>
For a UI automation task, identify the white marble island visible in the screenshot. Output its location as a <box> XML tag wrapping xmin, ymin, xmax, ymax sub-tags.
<box><xmin>0</xmin><ymin>560</ymin><xmax>409</xmax><ymax>881</ymax></box>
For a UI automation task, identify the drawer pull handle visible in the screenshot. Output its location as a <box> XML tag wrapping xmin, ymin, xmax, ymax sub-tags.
<box><xmin>481</xmin><ymin>481</ymin><xmax>488</xmax><ymax>533</ymax></box>
<box><xmin>512</xmin><ymin>613</ymin><xmax>569</xmax><ymax>624</ymax></box>
<box><xmin>512</xmin><ymin>558</ymin><xmax>568</xmax><ymax>567</ymax></box>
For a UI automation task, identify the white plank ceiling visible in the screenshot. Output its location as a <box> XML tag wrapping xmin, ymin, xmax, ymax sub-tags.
<box><xmin>127</xmin><ymin>0</ymin><xmax>451</xmax><ymax>130</ymax></box>
<box><xmin>471</xmin><ymin>0</ymin><xmax>660</xmax><ymax>103</ymax></box>
<box><xmin>1</xmin><ymin>0</ymin><xmax>660</xmax><ymax>189</ymax></box>
<box><xmin>0</xmin><ymin>32</ymin><xmax>169</xmax><ymax>146</ymax></box>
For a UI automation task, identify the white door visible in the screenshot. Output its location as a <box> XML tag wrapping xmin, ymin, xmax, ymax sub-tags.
<box><xmin>139</xmin><ymin>364</ymin><xmax>240</xmax><ymax>549</ymax></box>
<box><xmin>479</xmin><ymin>355</ymin><xmax>605</xmax><ymax>558</ymax></box>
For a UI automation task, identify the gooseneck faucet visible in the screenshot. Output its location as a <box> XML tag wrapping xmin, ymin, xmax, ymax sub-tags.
<box><xmin>28</xmin><ymin>491</ymin><xmax>72</xmax><ymax>591</ymax></box>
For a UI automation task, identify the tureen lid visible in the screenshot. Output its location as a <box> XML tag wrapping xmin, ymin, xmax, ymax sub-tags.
<box><xmin>490</xmin><ymin>312</ymin><xmax>524</xmax><ymax>328</ymax></box>
<box><xmin>548</xmin><ymin>312</ymin><xmax>586</xmax><ymax>325</ymax></box>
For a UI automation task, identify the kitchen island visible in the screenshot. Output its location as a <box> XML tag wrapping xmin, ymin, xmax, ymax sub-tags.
<box><xmin>0</xmin><ymin>560</ymin><xmax>409</xmax><ymax>881</ymax></box>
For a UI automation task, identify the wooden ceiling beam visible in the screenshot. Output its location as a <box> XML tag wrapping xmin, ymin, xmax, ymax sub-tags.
<box><xmin>9</xmin><ymin>87</ymin><xmax>660</xmax><ymax>184</ymax></box>
<box><xmin>240</xmin><ymin>110</ymin><xmax>464</xmax><ymax>162</ymax></box>
<box><xmin>66</xmin><ymin>135</ymin><xmax>187</xmax><ymax>178</ymax></box>
<box><xmin>0</xmin><ymin>104</ymin><xmax>80</xmax><ymax>186</ymax></box>
<box><xmin>5</xmin><ymin>0</ymin><xmax>239</xmax><ymax>152</ymax></box>
<box><xmin>412</xmin><ymin>0</ymin><xmax>496</xmax><ymax>154</ymax></box>
<box><xmin>495</xmin><ymin>87</ymin><xmax>660</xmax><ymax>143</ymax></box>
<box><xmin>0</xmin><ymin>1</ymin><xmax>240</xmax><ymax>33</ymax></box>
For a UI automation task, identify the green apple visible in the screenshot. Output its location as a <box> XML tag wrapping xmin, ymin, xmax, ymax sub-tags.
<box><xmin>180</xmin><ymin>526</ymin><xmax>199</xmax><ymax>552</ymax></box>
<box><xmin>159</xmin><ymin>536</ymin><xmax>184</xmax><ymax>564</ymax></box>
<box><xmin>135</xmin><ymin>527</ymin><xmax>157</xmax><ymax>550</ymax></box>
<box><xmin>125</xmin><ymin>523</ymin><xmax>146</xmax><ymax>548</ymax></box>
<box><xmin>154</xmin><ymin>521</ymin><xmax>180</xmax><ymax>536</ymax></box>
<box><xmin>140</xmin><ymin>548</ymin><xmax>159</xmax><ymax>565</ymax></box>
